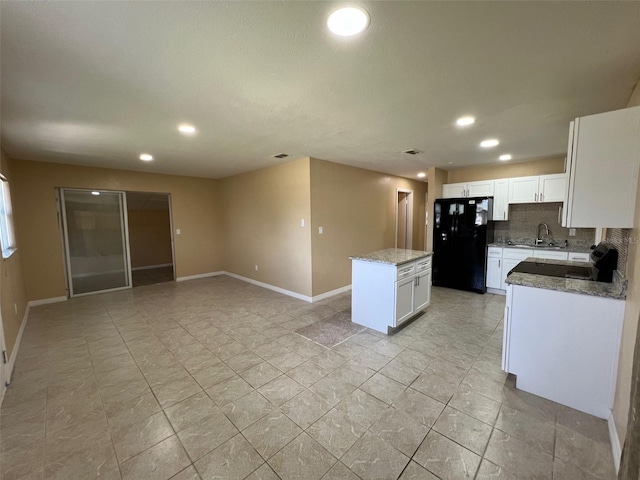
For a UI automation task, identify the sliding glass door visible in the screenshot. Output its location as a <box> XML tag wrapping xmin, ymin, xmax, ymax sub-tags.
<box><xmin>60</xmin><ymin>189</ymin><xmax>132</xmax><ymax>296</ymax></box>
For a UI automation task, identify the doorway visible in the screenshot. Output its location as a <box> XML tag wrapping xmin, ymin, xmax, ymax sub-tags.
<box><xmin>60</xmin><ymin>189</ymin><xmax>132</xmax><ymax>297</ymax></box>
<box><xmin>396</xmin><ymin>189</ymin><xmax>414</xmax><ymax>249</ymax></box>
<box><xmin>126</xmin><ymin>192</ymin><xmax>174</xmax><ymax>287</ymax></box>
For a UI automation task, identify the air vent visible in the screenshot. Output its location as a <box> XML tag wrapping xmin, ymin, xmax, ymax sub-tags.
<box><xmin>402</xmin><ymin>149</ymin><xmax>422</xmax><ymax>155</ymax></box>
<box><xmin>271</xmin><ymin>153</ymin><xmax>289</xmax><ymax>159</ymax></box>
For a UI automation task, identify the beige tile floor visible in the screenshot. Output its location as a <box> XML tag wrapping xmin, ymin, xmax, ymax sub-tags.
<box><xmin>0</xmin><ymin>276</ymin><xmax>616</xmax><ymax>480</ymax></box>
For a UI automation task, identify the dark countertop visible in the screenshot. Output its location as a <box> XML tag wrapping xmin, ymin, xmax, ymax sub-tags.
<box><xmin>505</xmin><ymin>257</ymin><xmax>626</xmax><ymax>300</ymax></box>
<box><xmin>350</xmin><ymin>248</ymin><xmax>432</xmax><ymax>266</ymax></box>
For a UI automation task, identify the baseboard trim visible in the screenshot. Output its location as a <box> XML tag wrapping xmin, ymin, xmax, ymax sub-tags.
<box><xmin>312</xmin><ymin>285</ymin><xmax>352</xmax><ymax>302</ymax></box>
<box><xmin>486</xmin><ymin>288</ymin><xmax>506</xmax><ymax>296</ymax></box>
<box><xmin>176</xmin><ymin>271</ymin><xmax>225</xmax><ymax>282</ymax></box>
<box><xmin>608</xmin><ymin>412</ymin><xmax>622</xmax><ymax>473</ymax></box>
<box><xmin>28</xmin><ymin>296</ymin><xmax>67</xmax><ymax>307</ymax></box>
<box><xmin>132</xmin><ymin>263</ymin><xmax>173</xmax><ymax>272</ymax></box>
<box><xmin>224</xmin><ymin>272</ymin><xmax>313</xmax><ymax>302</ymax></box>
<box><xmin>7</xmin><ymin>304</ymin><xmax>29</xmax><ymax>383</ymax></box>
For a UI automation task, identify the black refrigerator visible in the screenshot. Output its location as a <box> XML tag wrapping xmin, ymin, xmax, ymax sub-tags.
<box><xmin>432</xmin><ymin>197</ymin><xmax>494</xmax><ymax>294</ymax></box>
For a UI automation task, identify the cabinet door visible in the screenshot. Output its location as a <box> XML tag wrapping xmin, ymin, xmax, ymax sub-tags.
<box><xmin>501</xmin><ymin>258</ymin><xmax>523</xmax><ymax>291</ymax></box>
<box><xmin>566</xmin><ymin>106</ymin><xmax>640</xmax><ymax>228</ymax></box>
<box><xmin>486</xmin><ymin>257</ymin><xmax>503</xmax><ymax>290</ymax></box>
<box><xmin>442</xmin><ymin>183</ymin><xmax>466</xmax><ymax>198</ymax></box>
<box><xmin>493</xmin><ymin>179</ymin><xmax>509</xmax><ymax>221</ymax></box>
<box><xmin>394</xmin><ymin>276</ymin><xmax>415</xmax><ymax>326</ymax></box>
<box><xmin>414</xmin><ymin>269</ymin><xmax>431</xmax><ymax>312</ymax></box>
<box><xmin>539</xmin><ymin>174</ymin><xmax>566</xmax><ymax>203</ymax></box>
<box><xmin>468</xmin><ymin>180</ymin><xmax>494</xmax><ymax>197</ymax></box>
<box><xmin>568</xmin><ymin>252</ymin><xmax>590</xmax><ymax>262</ymax></box>
<box><xmin>508</xmin><ymin>176</ymin><xmax>539</xmax><ymax>204</ymax></box>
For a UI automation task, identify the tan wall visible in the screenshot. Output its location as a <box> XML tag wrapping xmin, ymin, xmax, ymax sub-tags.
<box><xmin>221</xmin><ymin>158</ymin><xmax>313</xmax><ymax>297</ymax></box>
<box><xmin>11</xmin><ymin>159</ymin><xmax>223</xmax><ymax>301</ymax></box>
<box><xmin>426</xmin><ymin>167</ymin><xmax>448</xmax><ymax>252</ymax></box>
<box><xmin>446</xmin><ymin>157</ymin><xmax>565</xmax><ymax>183</ymax></box>
<box><xmin>612</xmin><ymin>83</ymin><xmax>640</xmax><ymax>445</ymax></box>
<box><xmin>0</xmin><ymin>152</ymin><xmax>28</xmax><ymax>359</ymax></box>
<box><xmin>127</xmin><ymin>209</ymin><xmax>173</xmax><ymax>269</ymax></box>
<box><xmin>309</xmin><ymin>158</ymin><xmax>428</xmax><ymax>296</ymax></box>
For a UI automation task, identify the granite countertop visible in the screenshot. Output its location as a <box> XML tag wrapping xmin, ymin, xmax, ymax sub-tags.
<box><xmin>350</xmin><ymin>248</ymin><xmax>432</xmax><ymax>266</ymax></box>
<box><xmin>506</xmin><ymin>257</ymin><xmax>627</xmax><ymax>300</ymax></box>
<box><xmin>488</xmin><ymin>242</ymin><xmax>593</xmax><ymax>253</ymax></box>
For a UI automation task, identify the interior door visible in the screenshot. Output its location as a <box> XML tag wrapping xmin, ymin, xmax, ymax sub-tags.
<box><xmin>61</xmin><ymin>189</ymin><xmax>132</xmax><ymax>297</ymax></box>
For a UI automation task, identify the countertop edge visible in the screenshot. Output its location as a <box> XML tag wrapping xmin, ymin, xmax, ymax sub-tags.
<box><xmin>350</xmin><ymin>249</ymin><xmax>432</xmax><ymax>266</ymax></box>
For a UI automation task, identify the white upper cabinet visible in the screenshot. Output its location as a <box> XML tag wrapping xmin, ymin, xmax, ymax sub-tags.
<box><xmin>493</xmin><ymin>179</ymin><xmax>509</xmax><ymax>221</ymax></box>
<box><xmin>563</xmin><ymin>106</ymin><xmax>640</xmax><ymax>228</ymax></box>
<box><xmin>508</xmin><ymin>176</ymin><xmax>539</xmax><ymax>204</ymax></box>
<box><xmin>508</xmin><ymin>174</ymin><xmax>566</xmax><ymax>204</ymax></box>
<box><xmin>442</xmin><ymin>182</ymin><xmax>467</xmax><ymax>198</ymax></box>
<box><xmin>538</xmin><ymin>174</ymin><xmax>567</xmax><ymax>203</ymax></box>
<box><xmin>442</xmin><ymin>180</ymin><xmax>494</xmax><ymax>198</ymax></box>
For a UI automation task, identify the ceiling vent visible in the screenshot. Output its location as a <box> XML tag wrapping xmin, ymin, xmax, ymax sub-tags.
<box><xmin>271</xmin><ymin>153</ymin><xmax>289</xmax><ymax>159</ymax></box>
<box><xmin>402</xmin><ymin>149</ymin><xmax>422</xmax><ymax>155</ymax></box>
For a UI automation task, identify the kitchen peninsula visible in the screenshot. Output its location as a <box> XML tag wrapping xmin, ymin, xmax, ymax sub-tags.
<box><xmin>350</xmin><ymin>248</ymin><xmax>432</xmax><ymax>334</ymax></box>
<box><xmin>503</xmin><ymin>257</ymin><xmax>626</xmax><ymax>418</ymax></box>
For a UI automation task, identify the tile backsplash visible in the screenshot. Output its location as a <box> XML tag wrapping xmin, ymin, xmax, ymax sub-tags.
<box><xmin>494</xmin><ymin>202</ymin><xmax>596</xmax><ymax>248</ymax></box>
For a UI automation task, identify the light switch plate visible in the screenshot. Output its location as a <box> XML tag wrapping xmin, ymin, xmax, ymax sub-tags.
<box><xmin>569</xmin><ymin>228</ymin><xmax>576</xmax><ymax>236</ymax></box>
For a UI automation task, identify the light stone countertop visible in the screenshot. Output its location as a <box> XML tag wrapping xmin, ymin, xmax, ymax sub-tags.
<box><xmin>350</xmin><ymin>248</ymin><xmax>432</xmax><ymax>266</ymax></box>
<box><xmin>488</xmin><ymin>242</ymin><xmax>593</xmax><ymax>253</ymax></box>
<box><xmin>506</xmin><ymin>257</ymin><xmax>627</xmax><ymax>300</ymax></box>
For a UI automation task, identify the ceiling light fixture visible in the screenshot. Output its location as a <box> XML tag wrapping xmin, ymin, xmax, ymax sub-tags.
<box><xmin>402</xmin><ymin>149</ymin><xmax>422</xmax><ymax>155</ymax></box>
<box><xmin>480</xmin><ymin>139</ymin><xmax>500</xmax><ymax>148</ymax></box>
<box><xmin>178</xmin><ymin>124</ymin><xmax>197</xmax><ymax>135</ymax></box>
<box><xmin>456</xmin><ymin>116</ymin><xmax>475</xmax><ymax>127</ymax></box>
<box><xmin>139</xmin><ymin>153</ymin><xmax>154</xmax><ymax>161</ymax></box>
<box><xmin>417</xmin><ymin>172</ymin><xmax>426</xmax><ymax>178</ymax></box>
<box><xmin>271</xmin><ymin>153</ymin><xmax>289</xmax><ymax>159</ymax></box>
<box><xmin>91</xmin><ymin>191</ymin><xmax>100</xmax><ymax>196</ymax></box>
<box><xmin>499</xmin><ymin>154</ymin><xmax>512</xmax><ymax>161</ymax></box>
<box><xmin>327</xmin><ymin>7</ymin><xmax>370</xmax><ymax>36</ymax></box>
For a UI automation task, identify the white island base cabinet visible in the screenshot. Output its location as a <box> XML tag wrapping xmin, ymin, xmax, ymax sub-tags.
<box><xmin>503</xmin><ymin>284</ymin><xmax>624</xmax><ymax>419</ymax></box>
<box><xmin>351</xmin><ymin>256</ymin><xmax>431</xmax><ymax>334</ymax></box>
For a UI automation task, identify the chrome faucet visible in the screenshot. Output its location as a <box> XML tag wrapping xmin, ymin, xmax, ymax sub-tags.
<box><xmin>536</xmin><ymin>223</ymin><xmax>549</xmax><ymax>245</ymax></box>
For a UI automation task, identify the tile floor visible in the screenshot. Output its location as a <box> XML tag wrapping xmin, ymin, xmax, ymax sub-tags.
<box><xmin>0</xmin><ymin>276</ymin><xmax>616</xmax><ymax>479</ymax></box>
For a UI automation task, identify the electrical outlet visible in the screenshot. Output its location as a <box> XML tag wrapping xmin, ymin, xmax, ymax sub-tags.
<box><xmin>319</xmin><ymin>226</ymin><xmax>324</xmax><ymax>234</ymax></box>
<box><xmin>300</xmin><ymin>219</ymin><xmax>305</xmax><ymax>227</ymax></box>
<box><xmin>176</xmin><ymin>228</ymin><xmax>181</xmax><ymax>235</ymax></box>
<box><xmin>14</xmin><ymin>303</ymin><xmax>17</xmax><ymax>314</ymax></box>
<box><xmin>569</xmin><ymin>228</ymin><xmax>576</xmax><ymax>236</ymax></box>
<box><xmin>254</xmin><ymin>264</ymin><xmax>258</xmax><ymax>271</ymax></box>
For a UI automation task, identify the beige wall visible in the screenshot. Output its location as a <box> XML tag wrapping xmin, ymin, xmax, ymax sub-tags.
<box><xmin>426</xmin><ymin>167</ymin><xmax>448</xmax><ymax>252</ymax></box>
<box><xmin>11</xmin><ymin>159</ymin><xmax>223</xmax><ymax>301</ymax></box>
<box><xmin>612</xmin><ymin>83</ymin><xmax>640</xmax><ymax>445</ymax></box>
<box><xmin>0</xmin><ymin>151</ymin><xmax>28</xmax><ymax>359</ymax></box>
<box><xmin>446</xmin><ymin>157</ymin><xmax>565</xmax><ymax>183</ymax></box>
<box><xmin>221</xmin><ymin>158</ymin><xmax>313</xmax><ymax>297</ymax></box>
<box><xmin>309</xmin><ymin>158</ymin><xmax>427</xmax><ymax>296</ymax></box>
<box><xmin>127</xmin><ymin>208</ymin><xmax>173</xmax><ymax>269</ymax></box>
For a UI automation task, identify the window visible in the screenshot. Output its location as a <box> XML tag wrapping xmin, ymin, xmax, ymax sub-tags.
<box><xmin>0</xmin><ymin>175</ymin><xmax>17</xmax><ymax>258</ymax></box>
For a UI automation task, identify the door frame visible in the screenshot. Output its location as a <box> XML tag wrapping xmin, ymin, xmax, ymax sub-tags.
<box><xmin>59</xmin><ymin>188</ymin><xmax>133</xmax><ymax>298</ymax></box>
<box><xmin>395</xmin><ymin>188</ymin><xmax>414</xmax><ymax>249</ymax></box>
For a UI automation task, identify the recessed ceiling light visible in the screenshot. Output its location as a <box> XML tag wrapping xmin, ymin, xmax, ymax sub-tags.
<box><xmin>456</xmin><ymin>116</ymin><xmax>475</xmax><ymax>127</ymax></box>
<box><xmin>402</xmin><ymin>149</ymin><xmax>422</xmax><ymax>155</ymax></box>
<box><xmin>417</xmin><ymin>172</ymin><xmax>426</xmax><ymax>178</ymax></box>
<box><xmin>480</xmin><ymin>139</ymin><xmax>500</xmax><ymax>148</ymax></box>
<box><xmin>91</xmin><ymin>191</ymin><xmax>100</xmax><ymax>196</ymax></box>
<box><xmin>499</xmin><ymin>154</ymin><xmax>512</xmax><ymax>161</ymax></box>
<box><xmin>271</xmin><ymin>153</ymin><xmax>289</xmax><ymax>159</ymax></box>
<box><xmin>448</xmin><ymin>162</ymin><xmax>454</xmax><ymax>165</ymax></box>
<box><xmin>139</xmin><ymin>153</ymin><xmax>154</xmax><ymax>161</ymax></box>
<box><xmin>327</xmin><ymin>7</ymin><xmax>370</xmax><ymax>36</ymax></box>
<box><xmin>178</xmin><ymin>124</ymin><xmax>197</xmax><ymax>135</ymax></box>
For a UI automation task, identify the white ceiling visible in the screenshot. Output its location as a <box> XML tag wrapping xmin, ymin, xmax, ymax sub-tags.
<box><xmin>2</xmin><ymin>2</ymin><xmax>640</xmax><ymax>180</ymax></box>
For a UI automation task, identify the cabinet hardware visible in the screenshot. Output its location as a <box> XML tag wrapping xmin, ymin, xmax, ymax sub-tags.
<box><xmin>558</xmin><ymin>206</ymin><xmax>562</xmax><ymax>224</ymax></box>
<box><xmin>540</xmin><ymin>193</ymin><xmax>544</xmax><ymax>202</ymax></box>
<box><xmin>498</xmin><ymin>259</ymin><xmax>501</xmax><ymax>268</ymax></box>
<box><xmin>535</xmin><ymin>193</ymin><xmax>538</xmax><ymax>202</ymax></box>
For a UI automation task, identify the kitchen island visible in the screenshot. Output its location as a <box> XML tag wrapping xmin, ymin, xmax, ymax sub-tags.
<box><xmin>350</xmin><ymin>248</ymin><xmax>432</xmax><ymax>334</ymax></box>
<box><xmin>504</xmin><ymin>257</ymin><xmax>626</xmax><ymax>418</ymax></box>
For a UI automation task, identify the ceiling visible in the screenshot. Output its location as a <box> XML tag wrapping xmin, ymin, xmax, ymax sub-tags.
<box><xmin>2</xmin><ymin>2</ymin><xmax>640</xmax><ymax>180</ymax></box>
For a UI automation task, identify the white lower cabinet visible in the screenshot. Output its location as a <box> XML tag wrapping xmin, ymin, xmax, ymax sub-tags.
<box><xmin>486</xmin><ymin>257</ymin><xmax>502</xmax><ymax>290</ymax></box>
<box><xmin>352</xmin><ymin>255</ymin><xmax>432</xmax><ymax>334</ymax></box>
<box><xmin>503</xmin><ymin>284</ymin><xmax>624</xmax><ymax>418</ymax></box>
